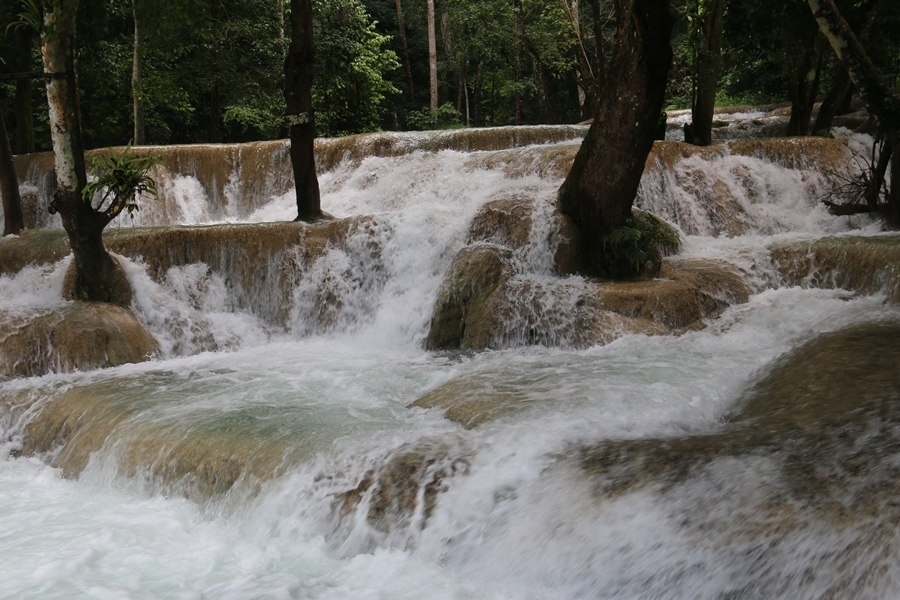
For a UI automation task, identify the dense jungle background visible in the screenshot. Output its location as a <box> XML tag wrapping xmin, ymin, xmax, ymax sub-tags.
<box><xmin>1</xmin><ymin>0</ymin><xmax>898</xmax><ymax>152</ymax></box>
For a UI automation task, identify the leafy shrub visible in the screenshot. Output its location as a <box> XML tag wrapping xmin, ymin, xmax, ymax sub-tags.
<box><xmin>602</xmin><ymin>211</ymin><xmax>681</xmax><ymax>279</ymax></box>
<box><xmin>406</xmin><ymin>103</ymin><xmax>463</xmax><ymax>131</ymax></box>
<box><xmin>82</xmin><ymin>144</ymin><xmax>160</xmax><ymax>221</ymax></box>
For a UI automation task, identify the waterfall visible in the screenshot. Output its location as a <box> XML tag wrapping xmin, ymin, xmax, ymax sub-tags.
<box><xmin>1</xmin><ymin>124</ymin><xmax>899</xmax><ymax>599</ymax></box>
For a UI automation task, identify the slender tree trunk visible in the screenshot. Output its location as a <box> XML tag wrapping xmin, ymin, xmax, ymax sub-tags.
<box><xmin>513</xmin><ymin>0</ymin><xmax>523</xmax><ymax>124</ymax></box>
<box><xmin>807</xmin><ymin>0</ymin><xmax>900</xmax><ymax>225</ymax></box>
<box><xmin>513</xmin><ymin>1</ymin><xmax>556</xmax><ymax>124</ymax></box>
<box><xmin>440</xmin><ymin>6</ymin><xmax>462</xmax><ymax>115</ymax></box>
<box><xmin>812</xmin><ymin>63</ymin><xmax>852</xmax><ymax>134</ymax></box>
<box><xmin>563</xmin><ymin>0</ymin><xmax>597</xmax><ymax>120</ymax></box>
<box><xmin>394</xmin><ymin>0</ymin><xmax>415</xmax><ymax>100</ymax></box>
<box><xmin>1</xmin><ymin>111</ymin><xmax>25</xmax><ymax>236</ymax></box>
<box><xmin>812</xmin><ymin>1</ymin><xmax>879</xmax><ymax>135</ymax></box>
<box><xmin>12</xmin><ymin>26</ymin><xmax>36</xmax><ymax>154</ymax></box>
<box><xmin>427</xmin><ymin>0</ymin><xmax>438</xmax><ymax>111</ymax></box>
<box><xmin>472</xmin><ymin>60</ymin><xmax>485</xmax><ymax>126</ymax></box>
<box><xmin>782</xmin><ymin>5</ymin><xmax>825</xmax><ymax>138</ymax></box>
<box><xmin>689</xmin><ymin>0</ymin><xmax>725</xmax><ymax>146</ymax></box>
<box><xmin>558</xmin><ymin>0</ymin><xmax>674</xmax><ymax>276</ymax></box>
<box><xmin>42</xmin><ymin>0</ymin><xmax>131</xmax><ymax>305</ymax></box>
<box><xmin>588</xmin><ymin>0</ymin><xmax>606</xmax><ymax>92</ymax></box>
<box><xmin>284</xmin><ymin>0</ymin><xmax>321</xmax><ymax>220</ymax></box>
<box><xmin>132</xmin><ymin>0</ymin><xmax>146</xmax><ymax>145</ymax></box>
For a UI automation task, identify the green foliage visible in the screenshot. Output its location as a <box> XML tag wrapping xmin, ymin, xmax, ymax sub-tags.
<box><xmin>602</xmin><ymin>211</ymin><xmax>681</xmax><ymax>279</ymax></box>
<box><xmin>6</xmin><ymin>0</ymin><xmax>41</xmax><ymax>33</ymax></box>
<box><xmin>312</xmin><ymin>0</ymin><xmax>400</xmax><ymax>136</ymax></box>
<box><xmin>406</xmin><ymin>102</ymin><xmax>462</xmax><ymax>130</ymax></box>
<box><xmin>82</xmin><ymin>144</ymin><xmax>160</xmax><ymax>221</ymax></box>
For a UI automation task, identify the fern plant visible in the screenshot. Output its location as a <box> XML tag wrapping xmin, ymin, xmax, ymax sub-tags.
<box><xmin>82</xmin><ymin>144</ymin><xmax>160</xmax><ymax>221</ymax></box>
<box><xmin>602</xmin><ymin>211</ymin><xmax>681</xmax><ymax>279</ymax></box>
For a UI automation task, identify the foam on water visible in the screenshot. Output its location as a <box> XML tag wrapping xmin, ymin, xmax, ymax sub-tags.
<box><xmin>2</xmin><ymin>126</ymin><xmax>898</xmax><ymax>598</ymax></box>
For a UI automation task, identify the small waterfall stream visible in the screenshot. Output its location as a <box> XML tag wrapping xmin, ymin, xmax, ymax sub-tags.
<box><xmin>1</xmin><ymin>124</ymin><xmax>898</xmax><ymax>599</ymax></box>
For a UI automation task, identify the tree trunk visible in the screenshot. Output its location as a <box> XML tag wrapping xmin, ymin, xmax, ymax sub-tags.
<box><xmin>588</xmin><ymin>0</ymin><xmax>606</xmax><ymax>93</ymax></box>
<box><xmin>558</xmin><ymin>0</ymin><xmax>674</xmax><ymax>276</ymax></box>
<box><xmin>0</xmin><ymin>110</ymin><xmax>25</xmax><ymax>236</ymax></box>
<box><xmin>688</xmin><ymin>0</ymin><xmax>725</xmax><ymax>146</ymax></box>
<box><xmin>394</xmin><ymin>0</ymin><xmax>415</xmax><ymax>100</ymax></box>
<box><xmin>427</xmin><ymin>0</ymin><xmax>438</xmax><ymax>111</ymax></box>
<box><xmin>807</xmin><ymin>0</ymin><xmax>900</xmax><ymax>225</ymax></box>
<box><xmin>12</xmin><ymin>25</ymin><xmax>36</xmax><ymax>154</ymax></box>
<box><xmin>811</xmin><ymin>0</ymin><xmax>879</xmax><ymax>135</ymax></box>
<box><xmin>131</xmin><ymin>0</ymin><xmax>145</xmax><ymax>146</ymax></box>
<box><xmin>565</xmin><ymin>0</ymin><xmax>599</xmax><ymax>120</ymax></box>
<box><xmin>812</xmin><ymin>63</ymin><xmax>852</xmax><ymax>134</ymax></box>
<box><xmin>785</xmin><ymin>32</ymin><xmax>824</xmax><ymax>136</ymax></box>
<box><xmin>513</xmin><ymin>0</ymin><xmax>523</xmax><ymax>125</ymax></box>
<box><xmin>132</xmin><ymin>0</ymin><xmax>146</xmax><ymax>145</ymax></box>
<box><xmin>440</xmin><ymin>6</ymin><xmax>462</xmax><ymax>116</ymax></box>
<box><xmin>42</xmin><ymin>0</ymin><xmax>131</xmax><ymax>305</ymax></box>
<box><xmin>284</xmin><ymin>0</ymin><xmax>321</xmax><ymax>220</ymax></box>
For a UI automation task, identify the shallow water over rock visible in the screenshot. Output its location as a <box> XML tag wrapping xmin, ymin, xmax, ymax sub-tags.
<box><xmin>1</xmin><ymin>123</ymin><xmax>898</xmax><ymax>599</ymax></box>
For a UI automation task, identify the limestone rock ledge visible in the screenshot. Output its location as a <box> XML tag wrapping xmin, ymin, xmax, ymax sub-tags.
<box><xmin>427</xmin><ymin>195</ymin><xmax>750</xmax><ymax>351</ymax></box>
<box><xmin>0</xmin><ymin>302</ymin><xmax>159</xmax><ymax>380</ymax></box>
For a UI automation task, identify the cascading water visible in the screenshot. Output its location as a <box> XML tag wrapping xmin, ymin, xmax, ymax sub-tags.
<box><xmin>1</xmin><ymin>124</ymin><xmax>899</xmax><ymax>599</ymax></box>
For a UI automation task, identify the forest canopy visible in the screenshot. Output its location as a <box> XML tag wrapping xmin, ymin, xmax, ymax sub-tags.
<box><xmin>0</xmin><ymin>0</ymin><xmax>898</xmax><ymax>151</ymax></box>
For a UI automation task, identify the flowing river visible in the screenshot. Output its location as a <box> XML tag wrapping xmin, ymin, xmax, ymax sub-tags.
<box><xmin>1</xmin><ymin>122</ymin><xmax>899</xmax><ymax>599</ymax></box>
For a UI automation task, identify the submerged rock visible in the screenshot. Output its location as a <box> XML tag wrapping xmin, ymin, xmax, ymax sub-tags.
<box><xmin>0</xmin><ymin>303</ymin><xmax>159</xmax><ymax>380</ymax></box>
<box><xmin>770</xmin><ymin>234</ymin><xmax>900</xmax><ymax>303</ymax></box>
<box><xmin>579</xmin><ymin>320</ymin><xmax>900</xmax><ymax>515</ymax></box>
<box><xmin>426</xmin><ymin>252</ymin><xmax>750</xmax><ymax>352</ymax></box>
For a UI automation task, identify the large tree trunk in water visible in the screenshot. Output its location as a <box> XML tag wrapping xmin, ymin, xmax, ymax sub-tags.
<box><xmin>807</xmin><ymin>0</ymin><xmax>900</xmax><ymax>226</ymax></box>
<box><xmin>42</xmin><ymin>0</ymin><xmax>131</xmax><ymax>305</ymax></box>
<box><xmin>558</xmin><ymin>0</ymin><xmax>674</xmax><ymax>276</ymax></box>
<box><xmin>284</xmin><ymin>0</ymin><xmax>321</xmax><ymax>220</ymax></box>
<box><xmin>132</xmin><ymin>0</ymin><xmax>145</xmax><ymax>145</ymax></box>
<box><xmin>427</xmin><ymin>0</ymin><xmax>438</xmax><ymax>111</ymax></box>
<box><xmin>688</xmin><ymin>0</ymin><xmax>725</xmax><ymax>146</ymax></box>
<box><xmin>1</xmin><ymin>110</ymin><xmax>25</xmax><ymax>236</ymax></box>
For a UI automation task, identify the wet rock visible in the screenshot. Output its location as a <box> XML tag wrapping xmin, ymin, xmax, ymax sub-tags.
<box><xmin>62</xmin><ymin>255</ymin><xmax>133</xmax><ymax>308</ymax></box>
<box><xmin>426</xmin><ymin>244</ymin><xmax>515</xmax><ymax>350</ymax></box>
<box><xmin>15</xmin><ymin>377</ymin><xmax>295</xmax><ymax>498</ymax></box>
<box><xmin>769</xmin><ymin>234</ymin><xmax>900</xmax><ymax>303</ymax></box>
<box><xmin>335</xmin><ymin>440</ymin><xmax>470</xmax><ymax>540</ymax></box>
<box><xmin>0</xmin><ymin>302</ymin><xmax>159</xmax><ymax>380</ymax></box>
<box><xmin>426</xmin><ymin>254</ymin><xmax>750</xmax><ymax>353</ymax></box>
<box><xmin>580</xmin><ymin>320</ymin><xmax>900</xmax><ymax>520</ymax></box>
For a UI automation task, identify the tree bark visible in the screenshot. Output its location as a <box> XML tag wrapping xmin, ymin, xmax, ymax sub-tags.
<box><xmin>688</xmin><ymin>0</ymin><xmax>725</xmax><ymax>146</ymax></box>
<box><xmin>785</xmin><ymin>32</ymin><xmax>824</xmax><ymax>136</ymax></box>
<box><xmin>807</xmin><ymin>0</ymin><xmax>900</xmax><ymax>226</ymax></box>
<box><xmin>557</xmin><ymin>0</ymin><xmax>674</xmax><ymax>276</ymax></box>
<box><xmin>427</xmin><ymin>0</ymin><xmax>438</xmax><ymax>111</ymax></box>
<box><xmin>41</xmin><ymin>0</ymin><xmax>131</xmax><ymax>305</ymax></box>
<box><xmin>812</xmin><ymin>63</ymin><xmax>852</xmax><ymax>134</ymax></box>
<box><xmin>587</xmin><ymin>0</ymin><xmax>606</xmax><ymax>93</ymax></box>
<box><xmin>1</xmin><ymin>110</ymin><xmax>25</xmax><ymax>236</ymax></box>
<box><xmin>562</xmin><ymin>0</ymin><xmax>598</xmax><ymax>120</ymax></box>
<box><xmin>811</xmin><ymin>0</ymin><xmax>879</xmax><ymax>135</ymax></box>
<box><xmin>394</xmin><ymin>0</ymin><xmax>415</xmax><ymax>100</ymax></box>
<box><xmin>284</xmin><ymin>0</ymin><xmax>321</xmax><ymax>220</ymax></box>
<box><xmin>132</xmin><ymin>0</ymin><xmax>146</xmax><ymax>145</ymax></box>
<box><xmin>12</xmin><ymin>25</ymin><xmax>36</xmax><ymax>154</ymax></box>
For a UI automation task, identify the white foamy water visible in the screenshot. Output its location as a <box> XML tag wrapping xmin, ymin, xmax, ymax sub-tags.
<box><xmin>2</xmin><ymin>126</ymin><xmax>899</xmax><ymax>599</ymax></box>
